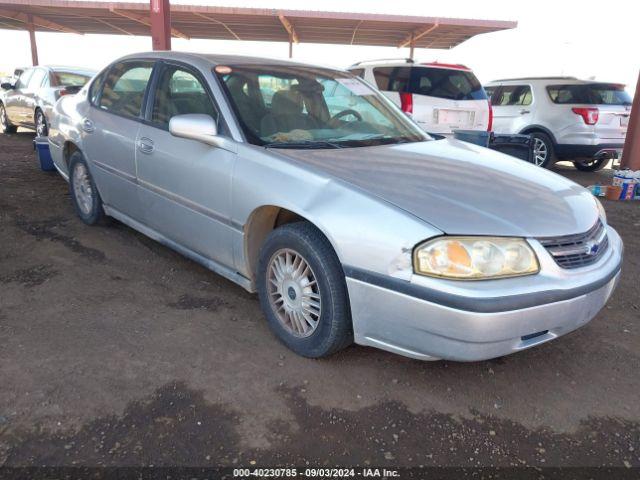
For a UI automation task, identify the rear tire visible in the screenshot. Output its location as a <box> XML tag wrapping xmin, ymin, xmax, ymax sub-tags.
<box><xmin>0</xmin><ymin>103</ymin><xmax>17</xmax><ymax>134</ymax></box>
<box><xmin>68</xmin><ymin>151</ymin><xmax>105</xmax><ymax>225</ymax></box>
<box><xmin>257</xmin><ymin>222</ymin><xmax>353</xmax><ymax>358</ymax></box>
<box><xmin>530</xmin><ymin>132</ymin><xmax>555</xmax><ymax>168</ymax></box>
<box><xmin>573</xmin><ymin>157</ymin><xmax>609</xmax><ymax>172</ymax></box>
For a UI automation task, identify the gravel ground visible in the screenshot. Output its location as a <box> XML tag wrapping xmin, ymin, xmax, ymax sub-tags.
<box><xmin>0</xmin><ymin>131</ymin><xmax>638</xmax><ymax>470</ymax></box>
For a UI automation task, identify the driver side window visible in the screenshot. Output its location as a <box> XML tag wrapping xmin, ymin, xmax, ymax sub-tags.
<box><xmin>151</xmin><ymin>66</ymin><xmax>218</xmax><ymax>129</ymax></box>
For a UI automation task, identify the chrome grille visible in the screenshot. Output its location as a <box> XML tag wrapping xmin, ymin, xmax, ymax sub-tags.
<box><xmin>538</xmin><ymin>220</ymin><xmax>608</xmax><ymax>269</ymax></box>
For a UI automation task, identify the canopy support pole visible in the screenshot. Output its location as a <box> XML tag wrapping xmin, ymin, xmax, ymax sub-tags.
<box><xmin>150</xmin><ymin>0</ymin><xmax>171</xmax><ymax>50</ymax></box>
<box><xmin>27</xmin><ymin>14</ymin><xmax>38</xmax><ymax>65</ymax></box>
<box><xmin>621</xmin><ymin>71</ymin><xmax>640</xmax><ymax>170</ymax></box>
<box><xmin>288</xmin><ymin>36</ymin><xmax>293</xmax><ymax>58</ymax></box>
<box><xmin>409</xmin><ymin>34</ymin><xmax>414</xmax><ymax>60</ymax></box>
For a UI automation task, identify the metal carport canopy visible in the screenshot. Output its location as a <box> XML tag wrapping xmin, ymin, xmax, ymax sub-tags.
<box><xmin>0</xmin><ymin>0</ymin><xmax>516</xmax><ymax>50</ymax></box>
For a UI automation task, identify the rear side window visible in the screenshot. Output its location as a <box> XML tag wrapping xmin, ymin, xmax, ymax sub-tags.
<box><xmin>484</xmin><ymin>86</ymin><xmax>497</xmax><ymax>100</ymax></box>
<box><xmin>372</xmin><ymin>67</ymin><xmax>410</xmax><ymax>92</ymax></box>
<box><xmin>99</xmin><ymin>61</ymin><xmax>154</xmax><ymax>119</ymax></box>
<box><xmin>547</xmin><ymin>85</ymin><xmax>590</xmax><ymax>104</ymax></box>
<box><xmin>494</xmin><ymin>85</ymin><xmax>532</xmax><ymax>106</ymax></box>
<box><xmin>373</xmin><ymin>66</ymin><xmax>486</xmax><ymax>100</ymax></box>
<box><xmin>27</xmin><ymin>69</ymin><xmax>47</xmax><ymax>89</ymax></box>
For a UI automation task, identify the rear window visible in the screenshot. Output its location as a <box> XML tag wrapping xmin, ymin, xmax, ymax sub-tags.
<box><xmin>547</xmin><ymin>83</ymin><xmax>632</xmax><ymax>105</ymax></box>
<box><xmin>54</xmin><ymin>71</ymin><xmax>92</xmax><ymax>87</ymax></box>
<box><xmin>373</xmin><ymin>66</ymin><xmax>487</xmax><ymax>101</ymax></box>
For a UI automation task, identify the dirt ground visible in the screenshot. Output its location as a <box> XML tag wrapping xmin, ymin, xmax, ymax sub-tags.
<box><xmin>0</xmin><ymin>130</ymin><xmax>638</xmax><ymax>470</ymax></box>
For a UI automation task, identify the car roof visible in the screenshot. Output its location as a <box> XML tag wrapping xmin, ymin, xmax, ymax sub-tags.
<box><xmin>486</xmin><ymin>77</ymin><xmax>593</xmax><ymax>86</ymax></box>
<box><xmin>350</xmin><ymin>59</ymin><xmax>473</xmax><ymax>71</ymax></box>
<box><xmin>117</xmin><ymin>51</ymin><xmax>346</xmax><ymax>72</ymax></box>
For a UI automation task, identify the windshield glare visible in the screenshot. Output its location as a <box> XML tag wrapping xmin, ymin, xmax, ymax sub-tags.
<box><xmin>216</xmin><ymin>65</ymin><xmax>427</xmax><ymax>148</ymax></box>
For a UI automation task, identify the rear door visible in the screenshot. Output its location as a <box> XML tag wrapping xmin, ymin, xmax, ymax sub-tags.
<box><xmin>490</xmin><ymin>84</ymin><xmax>534</xmax><ymax>134</ymax></box>
<box><xmin>84</xmin><ymin>60</ymin><xmax>155</xmax><ymax>221</ymax></box>
<box><xmin>136</xmin><ymin>61</ymin><xmax>236</xmax><ymax>267</ymax></box>
<box><xmin>20</xmin><ymin>67</ymin><xmax>48</xmax><ymax>126</ymax></box>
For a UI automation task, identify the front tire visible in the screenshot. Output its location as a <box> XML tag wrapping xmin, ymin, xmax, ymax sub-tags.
<box><xmin>530</xmin><ymin>132</ymin><xmax>555</xmax><ymax>168</ymax></box>
<box><xmin>257</xmin><ymin>222</ymin><xmax>353</xmax><ymax>358</ymax></box>
<box><xmin>69</xmin><ymin>151</ymin><xmax>104</xmax><ymax>225</ymax></box>
<box><xmin>35</xmin><ymin>109</ymin><xmax>48</xmax><ymax>137</ymax></box>
<box><xmin>0</xmin><ymin>103</ymin><xmax>17</xmax><ymax>134</ymax></box>
<box><xmin>573</xmin><ymin>157</ymin><xmax>609</xmax><ymax>172</ymax></box>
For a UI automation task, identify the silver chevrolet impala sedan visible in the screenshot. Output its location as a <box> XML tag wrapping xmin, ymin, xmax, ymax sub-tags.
<box><xmin>48</xmin><ymin>52</ymin><xmax>622</xmax><ymax>361</ymax></box>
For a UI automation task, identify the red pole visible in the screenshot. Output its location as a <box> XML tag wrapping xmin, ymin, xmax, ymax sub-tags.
<box><xmin>621</xmin><ymin>71</ymin><xmax>640</xmax><ymax>170</ymax></box>
<box><xmin>27</xmin><ymin>14</ymin><xmax>38</xmax><ymax>66</ymax></box>
<box><xmin>150</xmin><ymin>0</ymin><xmax>171</xmax><ymax>51</ymax></box>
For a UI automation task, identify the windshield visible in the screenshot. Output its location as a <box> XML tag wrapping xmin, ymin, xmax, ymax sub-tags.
<box><xmin>215</xmin><ymin>64</ymin><xmax>427</xmax><ymax>148</ymax></box>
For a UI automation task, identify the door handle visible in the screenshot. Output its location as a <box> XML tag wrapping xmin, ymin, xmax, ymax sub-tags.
<box><xmin>137</xmin><ymin>137</ymin><xmax>154</xmax><ymax>154</ymax></box>
<box><xmin>519</xmin><ymin>109</ymin><xmax>530</xmax><ymax>115</ymax></box>
<box><xmin>81</xmin><ymin>118</ymin><xmax>95</xmax><ymax>133</ymax></box>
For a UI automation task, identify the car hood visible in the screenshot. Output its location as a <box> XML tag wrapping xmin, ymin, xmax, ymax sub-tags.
<box><xmin>273</xmin><ymin>138</ymin><xmax>599</xmax><ymax>237</ymax></box>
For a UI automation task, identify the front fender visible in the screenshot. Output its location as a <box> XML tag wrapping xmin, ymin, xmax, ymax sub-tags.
<box><xmin>231</xmin><ymin>144</ymin><xmax>443</xmax><ymax>282</ymax></box>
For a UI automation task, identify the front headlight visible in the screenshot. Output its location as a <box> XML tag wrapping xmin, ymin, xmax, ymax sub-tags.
<box><xmin>414</xmin><ymin>237</ymin><xmax>539</xmax><ymax>280</ymax></box>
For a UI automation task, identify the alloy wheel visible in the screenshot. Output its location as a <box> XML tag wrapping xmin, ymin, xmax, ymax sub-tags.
<box><xmin>533</xmin><ymin>138</ymin><xmax>548</xmax><ymax>166</ymax></box>
<box><xmin>0</xmin><ymin>106</ymin><xmax>7</xmax><ymax>130</ymax></box>
<box><xmin>267</xmin><ymin>248</ymin><xmax>322</xmax><ymax>338</ymax></box>
<box><xmin>72</xmin><ymin>162</ymin><xmax>93</xmax><ymax>215</ymax></box>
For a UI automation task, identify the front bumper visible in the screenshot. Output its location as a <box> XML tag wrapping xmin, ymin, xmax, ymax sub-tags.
<box><xmin>345</xmin><ymin>226</ymin><xmax>623</xmax><ymax>362</ymax></box>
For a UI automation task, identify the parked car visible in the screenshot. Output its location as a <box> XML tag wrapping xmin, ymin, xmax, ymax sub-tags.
<box><xmin>48</xmin><ymin>52</ymin><xmax>622</xmax><ymax>362</ymax></box>
<box><xmin>348</xmin><ymin>58</ymin><xmax>491</xmax><ymax>135</ymax></box>
<box><xmin>0</xmin><ymin>65</ymin><xmax>96</xmax><ymax>136</ymax></box>
<box><xmin>484</xmin><ymin>77</ymin><xmax>632</xmax><ymax>170</ymax></box>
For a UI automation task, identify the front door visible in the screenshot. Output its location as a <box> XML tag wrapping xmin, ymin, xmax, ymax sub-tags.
<box><xmin>83</xmin><ymin>60</ymin><xmax>155</xmax><ymax>221</ymax></box>
<box><xmin>136</xmin><ymin>62</ymin><xmax>236</xmax><ymax>268</ymax></box>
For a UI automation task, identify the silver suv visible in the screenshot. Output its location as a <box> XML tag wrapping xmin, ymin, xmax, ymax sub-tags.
<box><xmin>484</xmin><ymin>77</ymin><xmax>631</xmax><ymax>170</ymax></box>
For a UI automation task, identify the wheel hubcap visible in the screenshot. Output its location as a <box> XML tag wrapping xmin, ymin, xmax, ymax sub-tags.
<box><xmin>533</xmin><ymin>138</ymin><xmax>548</xmax><ymax>166</ymax></box>
<box><xmin>0</xmin><ymin>107</ymin><xmax>6</xmax><ymax>128</ymax></box>
<box><xmin>36</xmin><ymin>112</ymin><xmax>45</xmax><ymax>136</ymax></box>
<box><xmin>267</xmin><ymin>248</ymin><xmax>322</xmax><ymax>338</ymax></box>
<box><xmin>72</xmin><ymin>163</ymin><xmax>93</xmax><ymax>215</ymax></box>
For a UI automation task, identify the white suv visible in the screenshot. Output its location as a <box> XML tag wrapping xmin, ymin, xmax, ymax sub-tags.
<box><xmin>348</xmin><ymin>59</ymin><xmax>491</xmax><ymax>135</ymax></box>
<box><xmin>484</xmin><ymin>77</ymin><xmax>631</xmax><ymax>170</ymax></box>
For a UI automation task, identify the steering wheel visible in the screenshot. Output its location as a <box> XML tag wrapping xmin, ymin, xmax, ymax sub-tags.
<box><xmin>331</xmin><ymin>109</ymin><xmax>363</xmax><ymax>122</ymax></box>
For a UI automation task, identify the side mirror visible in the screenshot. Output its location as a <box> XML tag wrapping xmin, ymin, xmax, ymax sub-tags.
<box><xmin>169</xmin><ymin>114</ymin><xmax>230</xmax><ymax>149</ymax></box>
<box><xmin>1</xmin><ymin>82</ymin><xmax>15</xmax><ymax>90</ymax></box>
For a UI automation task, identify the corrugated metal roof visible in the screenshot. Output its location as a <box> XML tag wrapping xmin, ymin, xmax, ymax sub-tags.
<box><xmin>0</xmin><ymin>0</ymin><xmax>516</xmax><ymax>49</ymax></box>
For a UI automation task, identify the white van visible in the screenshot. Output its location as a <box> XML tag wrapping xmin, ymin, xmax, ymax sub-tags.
<box><xmin>348</xmin><ymin>58</ymin><xmax>491</xmax><ymax>135</ymax></box>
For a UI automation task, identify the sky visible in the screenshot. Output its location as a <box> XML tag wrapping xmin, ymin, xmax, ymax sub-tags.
<box><xmin>0</xmin><ymin>0</ymin><xmax>637</xmax><ymax>94</ymax></box>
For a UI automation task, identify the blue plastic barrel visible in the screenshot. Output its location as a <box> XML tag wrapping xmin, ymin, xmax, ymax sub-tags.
<box><xmin>33</xmin><ymin>137</ymin><xmax>56</xmax><ymax>172</ymax></box>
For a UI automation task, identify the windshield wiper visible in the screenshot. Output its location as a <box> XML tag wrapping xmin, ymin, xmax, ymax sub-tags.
<box><xmin>263</xmin><ymin>140</ymin><xmax>345</xmax><ymax>149</ymax></box>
